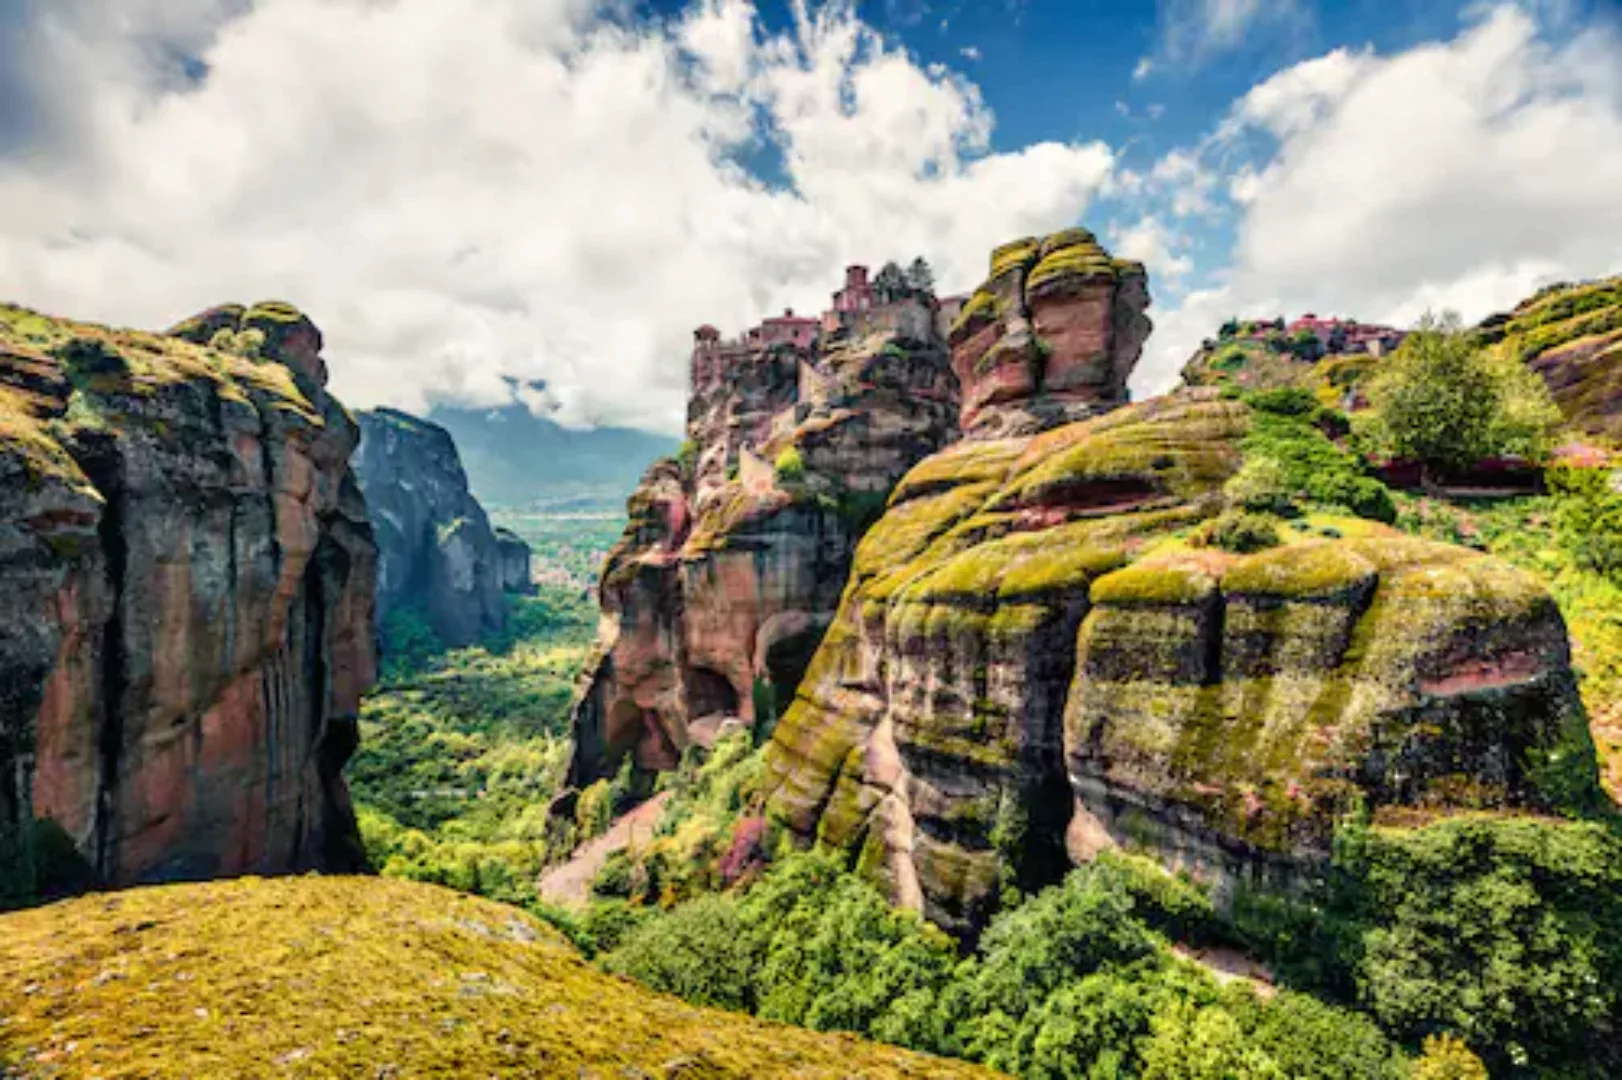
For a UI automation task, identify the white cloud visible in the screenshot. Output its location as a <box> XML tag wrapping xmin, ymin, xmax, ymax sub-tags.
<box><xmin>0</xmin><ymin>0</ymin><xmax>1113</xmax><ymax>432</ymax></box>
<box><xmin>1152</xmin><ymin>0</ymin><xmax>1308</xmax><ymax>65</ymax></box>
<box><xmin>1131</xmin><ymin>4</ymin><xmax>1622</xmax><ymax>396</ymax></box>
<box><xmin>959</xmin><ymin>45</ymin><xmax>981</xmax><ymax>62</ymax></box>
<box><xmin>1133</xmin><ymin>56</ymin><xmax>1154</xmax><ymax>81</ymax></box>
<box><xmin>1111</xmin><ymin>217</ymin><xmax>1194</xmax><ymax>281</ymax></box>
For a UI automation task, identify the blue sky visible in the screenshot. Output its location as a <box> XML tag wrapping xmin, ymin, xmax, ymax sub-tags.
<box><xmin>0</xmin><ymin>0</ymin><xmax>1619</xmax><ymax>431</ymax></box>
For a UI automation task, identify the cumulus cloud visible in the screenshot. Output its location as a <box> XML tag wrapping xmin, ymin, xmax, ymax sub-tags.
<box><xmin>1110</xmin><ymin>217</ymin><xmax>1193</xmax><ymax>282</ymax></box>
<box><xmin>0</xmin><ymin>0</ymin><xmax>1113</xmax><ymax>431</ymax></box>
<box><xmin>1131</xmin><ymin>4</ymin><xmax>1622</xmax><ymax>396</ymax></box>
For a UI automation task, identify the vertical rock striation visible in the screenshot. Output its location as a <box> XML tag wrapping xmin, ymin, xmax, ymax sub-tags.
<box><xmin>0</xmin><ymin>300</ymin><xmax>376</xmax><ymax>900</ymax></box>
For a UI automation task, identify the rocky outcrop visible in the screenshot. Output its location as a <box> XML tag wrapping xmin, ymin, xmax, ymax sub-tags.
<box><xmin>1476</xmin><ymin>275</ymin><xmax>1622</xmax><ymax>437</ymax></box>
<box><xmin>495</xmin><ymin>527</ymin><xmax>536</xmax><ymax>596</ymax></box>
<box><xmin>948</xmin><ymin>229</ymin><xmax>1149</xmax><ymax>440</ymax></box>
<box><xmin>762</xmin><ymin>238</ymin><xmax>1599</xmax><ymax>934</ymax></box>
<box><xmin>0</xmin><ymin>300</ymin><xmax>376</xmax><ymax>902</ymax></box>
<box><xmin>354</xmin><ymin>408</ymin><xmax>510</xmax><ymax>649</ymax></box>
<box><xmin>564</xmin><ymin>290</ymin><xmax>959</xmax><ymax>789</ymax></box>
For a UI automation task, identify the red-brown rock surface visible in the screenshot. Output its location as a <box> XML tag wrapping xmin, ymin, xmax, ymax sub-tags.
<box><xmin>564</xmin><ymin>294</ymin><xmax>958</xmax><ymax>789</ymax></box>
<box><xmin>0</xmin><ymin>300</ymin><xmax>375</xmax><ymax>903</ymax></box>
<box><xmin>761</xmin><ymin>237</ymin><xmax>1599</xmax><ymax>933</ymax></box>
<box><xmin>948</xmin><ymin>229</ymin><xmax>1150</xmax><ymax>440</ymax></box>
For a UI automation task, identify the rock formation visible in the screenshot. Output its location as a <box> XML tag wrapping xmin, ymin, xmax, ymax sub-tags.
<box><xmin>564</xmin><ymin>286</ymin><xmax>959</xmax><ymax>789</ymax></box>
<box><xmin>495</xmin><ymin>527</ymin><xmax>537</xmax><ymax>596</ymax></box>
<box><xmin>949</xmin><ymin>229</ymin><xmax>1150</xmax><ymax>440</ymax></box>
<box><xmin>1476</xmin><ymin>275</ymin><xmax>1622</xmax><ymax>438</ymax></box>
<box><xmin>761</xmin><ymin>235</ymin><xmax>1599</xmax><ymax>933</ymax></box>
<box><xmin>0</xmin><ymin>300</ymin><xmax>376</xmax><ymax>902</ymax></box>
<box><xmin>354</xmin><ymin>407</ymin><xmax>524</xmax><ymax>649</ymax></box>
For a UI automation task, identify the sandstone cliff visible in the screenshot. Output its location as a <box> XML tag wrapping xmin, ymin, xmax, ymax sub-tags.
<box><xmin>564</xmin><ymin>291</ymin><xmax>960</xmax><ymax>789</ymax></box>
<box><xmin>354</xmin><ymin>407</ymin><xmax>526</xmax><ymax>649</ymax></box>
<box><xmin>495</xmin><ymin>527</ymin><xmax>537</xmax><ymax>596</ymax></box>
<box><xmin>761</xmin><ymin>236</ymin><xmax>1599</xmax><ymax>933</ymax></box>
<box><xmin>0</xmin><ymin>300</ymin><xmax>376</xmax><ymax>903</ymax></box>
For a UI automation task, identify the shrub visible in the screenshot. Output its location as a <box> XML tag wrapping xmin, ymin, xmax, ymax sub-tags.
<box><xmin>379</xmin><ymin>605</ymin><xmax>444</xmax><ymax>677</ymax></box>
<box><xmin>1224</xmin><ymin>456</ymin><xmax>1296</xmax><ymax>515</ymax></box>
<box><xmin>1548</xmin><ymin>462</ymin><xmax>1622</xmax><ymax>584</ymax></box>
<box><xmin>1363</xmin><ymin>311</ymin><xmax>1559</xmax><ymax>471</ymax></box>
<box><xmin>600</xmin><ymin>894</ymin><xmax>756</xmax><ymax>1011</ymax></box>
<box><xmin>1192</xmin><ymin>510</ymin><xmax>1281</xmax><ymax>553</ymax></box>
<box><xmin>1411</xmin><ymin>1034</ymin><xmax>1490</xmax><ymax>1080</ymax></box>
<box><xmin>774</xmin><ymin>446</ymin><xmax>806</xmax><ymax>483</ymax></box>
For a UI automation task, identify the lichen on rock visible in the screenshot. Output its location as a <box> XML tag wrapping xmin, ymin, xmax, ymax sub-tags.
<box><xmin>0</xmin><ymin>300</ymin><xmax>377</xmax><ymax>899</ymax></box>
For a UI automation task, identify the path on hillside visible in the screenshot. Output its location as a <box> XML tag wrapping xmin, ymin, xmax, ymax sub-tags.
<box><xmin>538</xmin><ymin>791</ymin><xmax>673</xmax><ymax>907</ymax></box>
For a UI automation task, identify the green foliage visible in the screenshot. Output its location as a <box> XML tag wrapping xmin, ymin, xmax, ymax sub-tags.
<box><xmin>1223</xmin><ymin>456</ymin><xmax>1296</xmax><ymax>515</ymax></box>
<box><xmin>1412</xmin><ymin>1034</ymin><xmax>1490</xmax><ymax>1080</ymax></box>
<box><xmin>379</xmin><ymin>604</ymin><xmax>445</xmax><ymax>678</ymax></box>
<box><xmin>676</xmin><ymin>438</ymin><xmax>699</xmax><ymax>475</ymax></box>
<box><xmin>602</xmin><ymin>848</ymin><xmax>1406</xmax><ymax>1079</ymax></box>
<box><xmin>774</xmin><ymin>446</ymin><xmax>806</xmax><ymax>483</ymax></box>
<box><xmin>352</xmin><ymin>585</ymin><xmax>597</xmax><ymax>909</ymax></box>
<box><xmin>1242</xmin><ymin>401</ymin><xmax>1396</xmax><ymax>522</ymax></box>
<box><xmin>1548</xmin><ymin>463</ymin><xmax>1622</xmax><ymax>584</ymax></box>
<box><xmin>1192</xmin><ymin>509</ymin><xmax>1282</xmax><ymax>553</ymax></box>
<box><xmin>1332</xmin><ymin>816</ymin><xmax>1622</xmax><ymax>1071</ymax></box>
<box><xmin>1363</xmin><ymin>312</ymin><xmax>1560</xmax><ymax>470</ymax></box>
<box><xmin>601</xmin><ymin>895</ymin><xmax>757</xmax><ymax>1011</ymax></box>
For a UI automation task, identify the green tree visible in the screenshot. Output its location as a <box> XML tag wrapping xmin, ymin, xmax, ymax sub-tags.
<box><xmin>1363</xmin><ymin>311</ymin><xmax>1559</xmax><ymax>473</ymax></box>
<box><xmin>906</xmin><ymin>257</ymin><xmax>935</xmax><ymax>296</ymax></box>
<box><xmin>873</xmin><ymin>261</ymin><xmax>909</xmax><ymax>303</ymax></box>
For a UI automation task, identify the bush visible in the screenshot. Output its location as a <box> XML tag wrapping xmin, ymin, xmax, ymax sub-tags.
<box><xmin>379</xmin><ymin>605</ymin><xmax>444</xmax><ymax>676</ymax></box>
<box><xmin>1549</xmin><ymin>463</ymin><xmax>1622</xmax><ymax>584</ymax></box>
<box><xmin>774</xmin><ymin>446</ymin><xmax>806</xmax><ymax>483</ymax></box>
<box><xmin>1242</xmin><ymin>405</ymin><xmax>1395</xmax><ymax>522</ymax></box>
<box><xmin>600</xmin><ymin>894</ymin><xmax>756</xmax><ymax>1011</ymax></box>
<box><xmin>1193</xmin><ymin>510</ymin><xmax>1281</xmax><ymax>553</ymax></box>
<box><xmin>1363</xmin><ymin>311</ymin><xmax>1559</xmax><ymax>471</ymax></box>
<box><xmin>1411</xmin><ymin>1034</ymin><xmax>1490</xmax><ymax>1080</ymax></box>
<box><xmin>1328</xmin><ymin>816</ymin><xmax>1622</xmax><ymax>1072</ymax></box>
<box><xmin>1224</xmin><ymin>456</ymin><xmax>1296</xmax><ymax>515</ymax></box>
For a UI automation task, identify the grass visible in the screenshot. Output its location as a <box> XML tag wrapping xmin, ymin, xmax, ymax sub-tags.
<box><xmin>0</xmin><ymin>875</ymin><xmax>999</xmax><ymax>1079</ymax></box>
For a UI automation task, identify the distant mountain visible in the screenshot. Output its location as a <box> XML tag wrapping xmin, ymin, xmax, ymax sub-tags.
<box><xmin>424</xmin><ymin>401</ymin><xmax>679</xmax><ymax>510</ymax></box>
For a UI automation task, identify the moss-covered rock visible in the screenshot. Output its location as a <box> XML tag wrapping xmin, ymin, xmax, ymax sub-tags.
<box><xmin>763</xmin><ymin>384</ymin><xmax>1600</xmax><ymax>931</ymax></box>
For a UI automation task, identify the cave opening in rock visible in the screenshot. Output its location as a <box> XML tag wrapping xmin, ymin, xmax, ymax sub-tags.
<box><xmin>684</xmin><ymin>666</ymin><xmax>740</xmax><ymax>721</ymax></box>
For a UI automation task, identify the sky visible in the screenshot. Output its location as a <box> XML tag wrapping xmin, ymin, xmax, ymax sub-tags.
<box><xmin>0</xmin><ymin>0</ymin><xmax>1619</xmax><ymax>433</ymax></box>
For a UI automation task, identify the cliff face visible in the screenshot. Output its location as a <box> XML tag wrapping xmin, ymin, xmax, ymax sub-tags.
<box><xmin>949</xmin><ymin>229</ymin><xmax>1150</xmax><ymax>440</ymax></box>
<box><xmin>565</xmin><ymin>294</ymin><xmax>959</xmax><ymax>788</ymax></box>
<box><xmin>0</xmin><ymin>300</ymin><xmax>376</xmax><ymax>902</ymax></box>
<box><xmin>354</xmin><ymin>408</ymin><xmax>516</xmax><ymax>649</ymax></box>
<box><xmin>762</xmin><ymin>236</ymin><xmax>1598</xmax><ymax>933</ymax></box>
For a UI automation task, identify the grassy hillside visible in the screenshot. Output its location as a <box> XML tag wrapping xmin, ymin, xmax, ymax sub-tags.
<box><xmin>0</xmin><ymin>875</ymin><xmax>997</xmax><ymax>1079</ymax></box>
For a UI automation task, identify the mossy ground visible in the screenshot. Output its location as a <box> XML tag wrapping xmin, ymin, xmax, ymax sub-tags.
<box><xmin>0</xmin><ymin>875</ymin><xmax>997</xmax><ymax>1079</ymax></box>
